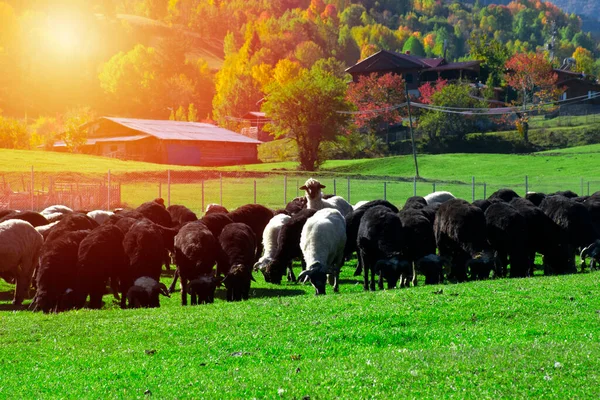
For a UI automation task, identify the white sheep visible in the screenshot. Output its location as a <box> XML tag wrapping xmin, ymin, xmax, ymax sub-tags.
<box><xmin>254</xmin><ymin>213</ymin><xmax>291</xmax><ymax>272</ymax></box>
<box><xmin>35</xmin><ymin>220</ymin><xmax>60</xmax><ymax>238</ymax></box>
<box><xmin>353</xmin><ymin>200</ymin><xmax>370</xmax><ymax>210</ymax></box>
<box><xmin>297</xmin><ymin>208</ymin><xmax>346</xmax><ymax>294</ymax></box>
<box><xmin>424</xmin><ymin>191</ymin><xmax>456</xmax><ymax>206</ymax></box>
<box><xmin>87</xmin><ymin>210</ymin><xmax>114</xmax><ymax>225</ymax></box>
<box><xmin>40</xmin><ymin>205</ymin><xmax>73</xmax><ymax>222</ymax></box>
<box><xmin>299</xmin><ymin>178</ymin><xmax>353</xmax><ymax>217</ymax></box>
<box><xmin>0</xmin><ymin>219</ymin><xmax>44</xmax><ymax>305</ymax></box>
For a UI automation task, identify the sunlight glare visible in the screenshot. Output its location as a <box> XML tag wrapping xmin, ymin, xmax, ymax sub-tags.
<box><xmin>45</xmin><ymin>14</ymin><xmax>83</xmax><ymax>54</ymax></box>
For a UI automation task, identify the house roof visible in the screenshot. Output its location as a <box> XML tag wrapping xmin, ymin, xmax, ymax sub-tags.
<box><xmin>426</xmin><ymin>60</ymin><xmax>482</xmax><ymax>72</ymax></box>
<box><xmin>243</xmin><ymin>111</ymin><xmax>267</xmax><ymax>118</ymax></box>
<box><xmin>98</xmin><ymin>117</ymin><xmax>262</xmax><ymax>144</ymax></box>
<box><xmin>53</xmin><ymin>135</ymin><xmax>149</xmax><ymax>147</ymax></box>
<box><xmin>345</xmin><ymin>50</ymin><xmax>429</xmax><ymax>74</ymax></box>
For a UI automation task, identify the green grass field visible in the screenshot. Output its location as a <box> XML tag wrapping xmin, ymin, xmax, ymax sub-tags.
<box><xmin>1</xmin><ymin>261</ymin><xmax>600</xmax><ymax>398</ymax></box>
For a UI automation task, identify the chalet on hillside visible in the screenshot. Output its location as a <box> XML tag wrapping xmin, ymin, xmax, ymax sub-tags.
<box><xmin>52</xmin><ymin>117</ymin><xmax>262</xmax><ymax>166</ymax></box>
<box><xmin>554</xmin><ymin>69</ymin><xmax>600</xmax><ymax>104</ymax></box>
<box><xmin>240</xmin><ymin>111</ymin><xmax>273</xmax><ymax>142</ymax></box>
<box><xmin>345</xmin><ymin>50</ymin><xmax>482</xmax><ymax>96</ymax></box>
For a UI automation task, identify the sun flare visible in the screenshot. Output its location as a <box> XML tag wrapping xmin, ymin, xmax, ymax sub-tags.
<box><xmin>44</xmin><ymin>14</ymin><xmax>83</xmax><ymax>54</ymax></box>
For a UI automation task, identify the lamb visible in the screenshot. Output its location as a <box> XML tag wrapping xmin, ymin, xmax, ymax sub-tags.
<box><xmin>488</xmin><ymin>188</ymin><xmax>520</xmax><ymax>203</ymax></box>
<box><xmin>423</xmin><ymin>191</ymin><xmax>455</xmax><ymax>206</ymax></box>
<box><xmin>484</xmin><ymin>202</ymin><xmax>530</xmax><ymax>278</ymax></box>
<box><xmin>344</xmin><ymin>200</ymin><xmax>399</xmax><ymax>277</ymax></box>
<box><xmin>415</xmin><ymin>254</ymin><xmax>448</xmax><ymax>285</ymax></box>
<box><xmin>0</xmin><ymin>220</ymin><xmax>44</xmax><ymax>305</ymax></box>
<box><xmin>0</xmin><ymin>210</ymin><xmax>49</xmax><ymax>227</ymax></box>
<box><xmin>228</xmin><ymin>204</ymin><xmax>274</xmax><ymax>260</ymax></box>
<box><xmin>254</xmin><ymin>214</ymin><xmax>291</xmax><ymax>272</ymax></box>
<box><xmin>398</xmin><ymin>208</ymin><xmax>437</xmax><ymax>285</ymax></box>
<box><xmin>126</xmin><ymin>276</ymin><xmax>170</xmax><ymax>308</ymax></box>
<box><xmin>167</xmin><ymin>204</ymin><xmax>198</xmax><ymax>226</ymax></box>
<box><xmin>357</xmin><ymin>205</ymin><xmax>410</xmax><ymax>291</ymax></box>
<box><xmin>173</xmin><ymin>221</ymin><xmax>221</xmax><ymax>305</ymax></box>
<box><xmin>71</xmin><ymin>224</ymin><xmax>129</xmax><ymax>309</ymax></box>
<box><xmin>300</xmin><ymin>178</ymin><xmax>353</xmax><ymax>217</ymax></box>
<box><xmin>218</xmin><ymin>223</ymin><xmax>257</xmax><ymax>301</ymax></box>
<box><xmin>205</xmin><ymin>203</ymin><xmax>229</xmax><ymax>215</ymax></box>
<box><xmin>186</xmin><ymin>275</ymin><xmax>221</xmax><ymax>305</ymax></box>
<box><xmin>261</xmin><ymin>208</ymin><xmax>317</xmax><ymax>284</ymax></box>
<box><xmin>297</xmin><ymin>208</ymin><xmax>346</xmax><ymax>295</ymax></box>
<box><xmin>434</xmin><ymin>199</ymin><xmax>495</xmax><ymax>282</ymax></box>
<box><xmin>31</xmin><ymin>230</ymin><xmax>90</xmax><ymax>313</ymax></box>
<box><xmin>86</xmin><ymin>210</ymin><xmax>114</xmax><ymax>225</ymax></box>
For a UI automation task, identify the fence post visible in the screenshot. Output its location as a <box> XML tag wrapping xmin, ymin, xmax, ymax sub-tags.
<box><xmin>254</xmin><ymin>180</ymin><xmax>257</xmax><ymax>204</ymax></box>
<box><xmin>525</xmin><ymin>176</ymin><xmax>529</xmax><ymax>195</ymax></box>
<box><xmin>432</xmin><ymin>182</ymin><xmax>436</xmax><ymax>193</ymax></box>
<box><xmin>347</xmin><ymin>177</ymin><xmax>351</xmax><ymax>202</ymax></box>
<box><xmin>167</xmin><ymin>170</ymin><xmax>171</xmax><ymax>207</ymax></box>
<box><xmin>201</xmin><ymin>180</ymin><xmax>205</xmax><ymax>213</ymax></box>
<box><xmin>220</xmin><ymin>173</ymin><xmax>223</xmax><ymax>206</ymax></box>
<box><xmin>483</xmin><ymin>182</ymin><xmax>487</xmax><ymax>199</ymax></box>
<box><xmin>333</xmin><ymin>179</ymin><xmax>337</xmax><ymax>196</ymax></box>
<box><xmin>588</xmin><ymin>181</ymin><xmax>591</xmax><ymax>196</ymax></box>
<box><xmin>581</xmin><ymin>178</ymin><xmax>584</xmax><ymax>196</ymax></box>
<box><xmin>30</xmin><ymin>166</ymin><xmax>34</xmax><ymax>211</ymax></box>
<box><xmin>158</xmin><ymin>182</ymin><xmax>162</xmax><ymax>200</ymax></box>
<box><xmin>284</xmin><ymin>175</ymin><xmax>287</xmax><ymax>206</ymax></box>
<box><xmin>107</xmin><ymin>169</ymin><xmax>111</xmax><ymax>211</ymax></box>
<box><xmin>471</xmin><ymin>176</ymin><xmax>475</xmax><ymax>202</ymax></box>
<box><xmin>383</xmin><ymin>181</ymin><xmax>387</xmax><ymax>201</ymax></box>
<box><xmin>413</xmin><ymin>176</ymin><xmax>417</xmax><ymax>196</ymax></box>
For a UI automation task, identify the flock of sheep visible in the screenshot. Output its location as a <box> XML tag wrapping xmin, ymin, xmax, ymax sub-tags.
<box><xmin>0</xmin><ymin>177</ymin><xmax>599</xmax><ymax>312</ymax></box>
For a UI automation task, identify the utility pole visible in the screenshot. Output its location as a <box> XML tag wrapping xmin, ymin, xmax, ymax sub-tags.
<box><xmin>405</xmin><ymin>83</ymin><xmax>420</xmax><ymax>178</ymax></box>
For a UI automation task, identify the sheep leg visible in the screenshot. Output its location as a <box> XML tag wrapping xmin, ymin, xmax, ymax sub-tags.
<box><xmin>88</xmin><ymin>291</ymin><xmax>103</xmax><ymax>309</ymax></box>
<box><xmin>168</xmin><ymin>269</ymin><xmax>180</xmax><ymax>294</ymax></box>
<box><xmin>181</xmin><ymin>277</ymin><xmax>188</xmax><ymax>306</ymax></box>
<box><xmin>591</xmin><ymin>258</ymin><xmax>597</xmax><ymax>270</ymax></box>
<box><xmin>360</xmin><ymin>252</ymin><xmax>370</xmax><ymax>291</ymax></box>
<box><xmin>333</xmin><ymin>271</ymin><xmax>339</xmax><ymax>293</ymax></box>
<box><xmin>378</xmin><ymin>272</ymin><xmax>384</xmax><ymax>290</ymax></box>
<box><xmin>287</xmin><ymin>262</ymin><xmax>296</xmax><ymax>282</ymax></box>
<box><xmin>353</xmin><ymin>257</ymin><xmax>363</xmax><ymax>277</ymax></box>
<box><xmin>13</xmin><ymin>257</ymin><xmax>32</xmax><ymax>305</ymax></box>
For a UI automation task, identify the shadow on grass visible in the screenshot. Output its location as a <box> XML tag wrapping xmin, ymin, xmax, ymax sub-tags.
<box><xmin>0</xmin><ymin>290</ymin><xmax>15</xmax><ymax>301</ymax></box>
<box><xmin>212</xmin><ymin>287</ymin><xmax>307</xmax><ymax>301</ymax></box>
<box><xmin>0</xmin><ymin>303</ymin><xmax>28</xmax><ymax>311</ymax></box>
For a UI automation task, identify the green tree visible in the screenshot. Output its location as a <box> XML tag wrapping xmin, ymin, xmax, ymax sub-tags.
<box><xmin>0</xmin><ymin>116</ymin><xmax>29</xmax><ymax>149</ymax></box>
<box><xmin>61</xmin><ymin>107</ymin><xmax>95</xmax><ymax>153</ymax></box>
<box><xmin>402</xmin><ymin>36</ymin><xmax>425</xmax><ymax>57</ymax></box>
<box><xmin>468</xmin><ymin>33</ymin><xmax>510</xmax><ymax>87</ymax></box>
<box><xmin>188</xmin><ymin>103</ymin><xmax>198</xmax><ymax>122</ymax></box>
<box><xmin>262</xmin><ymin>64</ymin><xmax>352</xmax><ymax>171</ymax></box>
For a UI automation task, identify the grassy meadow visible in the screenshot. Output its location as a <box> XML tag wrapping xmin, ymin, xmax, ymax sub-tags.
<box><xmin>1</xmin><ymin>260</ymin><xmax>600</xmax><ymax>398</ymax></box>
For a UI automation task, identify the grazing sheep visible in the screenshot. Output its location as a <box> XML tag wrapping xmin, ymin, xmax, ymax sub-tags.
<box><xmin>218</xmin><ymin>223</ymin><xmax>257</xmax><ymax>301</ymax></box>
<box><xmin>344</xmin><ymin>200</ymin><xmax>399</xmax><ymax>277</ymax></box>
<box><xmin>73</xmin><ymin>224</ymin><xmax>128</xmax><ymax>309</ymax></box>
<box><xmin>261</xmin><ymin>208</ymin><xmax>317</xmax><ymax>284</ymax></box>
<box><xmin>34</xmin><ymin>220</ymin><xmax>60</xmax><ymax>237</ymax></box>
<box><xmin>488</xmin><ymin>188</ymin><xmax>520</xmax><ymax>203</ymax></box>
<box><xmin>285</xmin><ymin>196</ymin><xmax>307</xmax><ymax>215</ymax></box>
<box><xmin>540</xmin><ymin>195</ymin><xmax>599</xmax><ymax>273</ymax></box>
<box><xmin>87</xmin><ymin>210</ymin><xmax>114</xmax><ymax>225</ymax></box>
<box><xmin>0</xmin><ymin>209</ymin><xmax>16</xmax><ymax>219</ymax></box>
<box><xmin>353</xmin><ymin>200</ymin><xmax>370</xmax><ymax>210</ymax></box>
<box><xmin>580</xmin><ymin>240</ymin><xmax>600</xmax><ymax>271</ymax></box>
<box><xmin>126</xmin><ymin>276</ymin><xmax>170</xmax><ymax>308</ymax></box>
<box><xmin>484</xmin><ymin>202</ymin><xmax>530</xmax><ymax>278</ymax></box>
<box><xmin>200</xmin><ymin>213</ymin><xmax>234</xmax><ymax>238</ymax></box>
<box><xmin>167</xmin><ymin>204</ymin><xmax>198</xmax><ymax>226</ymax></box>
<box><xmin>434</xmin><ymin>199</ymin><xmax>495</xmax><ymax>282</ymax></box>
<box><xmin>472</xmin><ymin>199</ymin><xmax>493</xmax><ymax>213</ymax></box>
<box><xmin>135</xmin><ymin>200</ymin><xmax>173</xmax><ymax>227</ymax></box>
<box><xmin>358</xmin><ymin>206</ymin><xmax>410</xmax><ymax>291</ymax></box>
<box><xmin>228</xmin><ymin>204</ymin><xmax>274</xmax><ymax>261</ymax></box>
<box><xmin>424</xmin><ymin>191</ymin><xmax>455</xmax><ymax>206</ymax></box>
<box><xmin>173</xmin><ymin>221</ymin><xmax>221</xmax><ymax>305</ymax></box>
<box><xmin>297</xmin><ymin>208</ymin><xmax>346</xmax><ymax>295</ymax></box>
<box><xmin>40</xmin><ymin>205</ymin><xmax>73</xmax><ymax>221</ymax></box>
<box><xmin>31</xmin><ymin>230</ymin><xmax>90</xmax><ymax>313</ymax></box>
<box><xmin>205</xmin><ymin>204</ymin><xmax>229</xmax><ymax>215</ymax></box>
<box><xmin>398</xmin><ymin>208</ymin><xmax>437</xmax><ymax>285</ymax></box>
<box><xmin>509</xmin><ymin>197</ymin><xmax>569</xmax><ymax>275</ymax></box>
<box><xmin>186</xmin><ymin>275</ymin><xmax>221</xmax><ymax>304</ymax></box>
<box><xmin>525</xmin><ymin>192</ymin><xmax>546</xmax><ymax>207</ymax></box>
<box><xmin>0</xmin><ymin>210</ymin><xmax>49</xmax><ymax>227</ymax></box>
<box><xmin>0</xmin><ymin>220</ymin><xmax>44</xmax><ymax>305</ymax></box>
<box><xmin>300</xmin><ymin>178</ymin><xmax>353</xmax><ymax>217</ymax></box>
<box><xmin>254</xmin><ymin>214</ymin><xmax>291</xmax><ymax>272</ymax></box>
<box><xmin>548</xmin><ymin>190</ymin><xmax>579</xmax><ymax>198</ymax></box>
<box><xmin>403</xmin><ymin>196</ymin><xmax>427</xmax><ymax>210</ymax></box>
<box><xmin>415</xmin><ymin>254</ymin><xmax>448</xmax><ymax>285</ymax></box>
<box><xmin>45</xmin><ymin>213</ymin><xmax>99</xmax><ymax>242</ymax></box>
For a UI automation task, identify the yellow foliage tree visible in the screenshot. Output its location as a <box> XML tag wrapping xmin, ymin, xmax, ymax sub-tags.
<box><xmin>572</xmin><ymin>47</ymin><xmax>595</xmax><ymax>75</ymax></box>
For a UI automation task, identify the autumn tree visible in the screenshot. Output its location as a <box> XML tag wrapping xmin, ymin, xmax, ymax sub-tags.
<box><xmin>504</xmin><ymin>52</ymin><xmax>559</xmax><ymax>143</ymax></box>
<box><xmin>61</xmin><ymin>107</ymin><xmax>96</xmax><ymax>153</ymax></box>
<box><xmin>572</xmin><ymin>47</ymin><xmax>596</xmax><ymax>76</ymax></box>
<box><xmin>262</xmin><ymin>63</ymin><xmax>352</xmax><ymax>171</ymax></box>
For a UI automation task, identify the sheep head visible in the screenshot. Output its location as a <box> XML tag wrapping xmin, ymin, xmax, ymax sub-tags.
<box><xmin>298</xmin><ymin>264</ymin><xmax>327</xmax><ymax>295</ymax></box>
<box><xmin>299</xmin><ymin>178</ymin><xmax>326</xmax><ymax>200</ymax></box>
<box><xmin>188</xmin><ymin>275</ymin><xmax>221</xmax><ymax>304</ymax></box>
<box><xmin>467</xmin><ymin>251</ymin><xmax>495</xmax><ymax>280</ymax></box>
<box><xmin>223</xmin><ymin>264</ymin><xmax>254</xmax><ymax>301</ymax></box>
<box><xmin>375</xmin><ymin>257</ymin><xmax>411</xmax><ymax>289</ymax></box>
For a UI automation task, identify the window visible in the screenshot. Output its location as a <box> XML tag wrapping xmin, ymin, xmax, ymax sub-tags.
<box><xmin>560</xmin><ymin>92</ymin><xmax>567</xmax><ymax>101</ymax></box>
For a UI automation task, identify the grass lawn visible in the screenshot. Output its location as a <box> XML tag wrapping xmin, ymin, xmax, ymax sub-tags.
<box><xmin>1</xmin><ymin>260</ymin><xmax>600</xmax><ymax>398</ymax></box>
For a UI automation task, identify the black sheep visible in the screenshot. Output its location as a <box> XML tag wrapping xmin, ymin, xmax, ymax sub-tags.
<box><xmin>0</xmin><ymin>209</ymin><xmax>15</xmax><ymax>219</ymax></box>
<box><xmin>31</xmin><ymin>230</ymin><xmax>90</xmax><ymax>313</ymax></box>
<box><xmin>173</xmin><ymin>221</ymin><xmax>221</xmax><ymax>305</ymax></box>
<box><xmin>509</xmin><ymin>197</ymin><xmax>569</xmax><ymax>275</ymax></box>
<box><xmin>167</xmin><ymin>204</ymin><xmax>198</xmax><ymax>227</ymax></box>
<box><xmin>72</xmin><ymin>224</ymin><xmax>128</xmax><ymax>309</ymax></box>
<box><xmin>472</xmin><ymin>199</ymin><xmax>492</xmax><ymax>213</ymax></box>
<box><xmin>186</xmin><ymin>275</ymin><xmax>221</xmax><ymax>304</ymax></box>
<box><xmin>135</xmin><ymin>200</ymin><xmax>173</xmax><ymax>227</ymax></box>
<box><xmin>261</xmin><ymin>208</ymin><xmax>317</xmax><ymax>284</ymax></box>
<box><xmin>0</xmin><ymin>210</ymin><xmax>49</xmax><ymax>227</ymax></box>
<box><xmin>484</xmin><ymin>202</ymin><xmax>530</xmax><ymax>278</ymax></box>
<box><xmin>228</xmin><ymin>204</ymin><xmax>274</xmax><ymax>261</ymax></box>
<box><xmin>540</xmin><ymin>195</ymin><xmax>599</xmax><ymax>273</ymax></box>
<box><xmin>126</xmin><ymin>276</ymin><xmax>170</xmax><ymax>308</ymax></box>
<box><xmin>205</xmin><ymin>204</ymin><xmax>229</xmax><ymax>215</ymax></box>
<box><xmin>525</xmin><ymin>192</ymin><xmax>546</xmax><ymax>207</ymax></box>
<box><xmin>403</xmin><ymin>196</ymin><xmax>427</xmax><ymax>210</ymax></box>
<box><xmin>200</xmin><ymin>213</ymin><xmax>234</xmax><ymax>238</ymax></box>
<box><xmin>45</xmin><ymin>213</ymin><xmax>99</xmax><ymax>242</ymax></box>
<box><xmin>488</xmin><ymin>188</ymin><xmax>520</xmax><ymax>203</ymax></box>
<box><xmin>548</xmin><ymin>190</ymin><xmax>579</xmax><ymax>198</ymax></box>
<box><xmin>398</xmin><ymin>208</ymin><xmax>438</xmax><ymax>284</ymax></box>
<box><xmin>434</xmin><ymin>199</ymin><xmax>495</xmax><ymax>282</ymax></box>
<box><xmin>218</xmin><ymin>223</ymin><xmax>257</xmax><ymax>301</ymax></box>
<box><xmin>285</xmin><ymin>196</ymin><xmax>307</xmax><ymax>215</ymax></box>
<box><xmin>357</xmin><ymin>205</ymin><xmax>410</xmax><ymax>291</ymax></box>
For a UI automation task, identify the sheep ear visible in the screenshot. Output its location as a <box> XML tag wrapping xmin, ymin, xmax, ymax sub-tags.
<box><xmin>297</xmin><ymin>269</ymin><xmax>311</xmax><ymax>283</ymax></box>
<box><xmin>253</xmin><ymin>261</ymin><xmax>263</xmax><ymax>272</ymax></box>
<box><xmin>299</xmin><ymin>185</ymin><xmax>307</xmax><ymax>190</ymax></box>
<box><xmin>319</xmin><ymin>184</ymin><xmax>326</xmax><ymax>189</ymax></box>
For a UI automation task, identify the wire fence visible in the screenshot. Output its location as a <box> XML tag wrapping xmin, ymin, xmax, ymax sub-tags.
<box><xmin>1</xmin><ymin>168</ymin><xmax>599</xmax><ymax>215</ymax></box>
